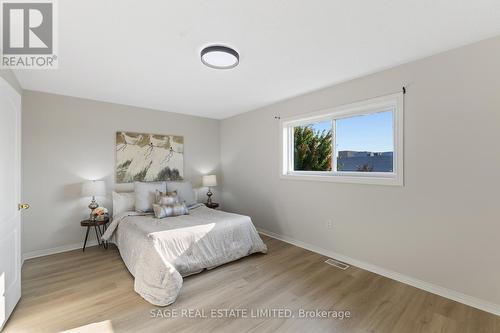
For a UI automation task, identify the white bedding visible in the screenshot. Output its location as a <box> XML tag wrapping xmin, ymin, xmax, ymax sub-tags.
<box><xmin>101</xmin><ymin>205</ymin><xmax>267</xmax><ymax>306</ymax></box>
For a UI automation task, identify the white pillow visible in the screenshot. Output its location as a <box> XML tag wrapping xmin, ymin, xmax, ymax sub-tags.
<box><xmin>166</xmin><ymin>181</ymin><xmax>197</xmax><ymax>207</ymax></box>
<box><xmin>134</xmin><ymin>181</ymin><xmax>167</xmax><ymax>212</ymax></box>
<box><xmin>112</xmin><ymin>191</ymin><xmax>135</xmax><ymax>217</ymax></box>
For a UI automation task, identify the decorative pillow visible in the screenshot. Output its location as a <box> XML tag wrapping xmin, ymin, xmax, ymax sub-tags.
<box><xmin>134</xmin><ymin>181</ymin><xmax>167</xmax><ymax>212</ymax></box>
<box><xmin>155</xmin><ymin>190</ymin><xmax>179</xmax><ymax>205</ymax></box>
<box><xmin>166</xmin><ymin>181</ymin><xmax>196</xmax><ymax>207</ymax></box>
<box><xmin>152</xmin><ymin>202</ymin><xmax>189</xmax><ymax>218</ymax></box>
<box><xmin>112</xmin><ymin>191</ymin><xmax>135</xmax><ymax>217</ymax></box>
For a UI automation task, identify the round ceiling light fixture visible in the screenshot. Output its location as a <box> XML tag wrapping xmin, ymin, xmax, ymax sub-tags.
<box><xmin>201</xmin><ymin>45</ymin><xmax>239</xmax><ymax>69</ymax></box>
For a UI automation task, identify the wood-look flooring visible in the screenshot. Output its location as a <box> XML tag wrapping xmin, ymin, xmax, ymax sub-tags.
<box><xmin>4</xmin><ymin>235</ymin><xmax>499</xmax><ymax>333</ymax></box>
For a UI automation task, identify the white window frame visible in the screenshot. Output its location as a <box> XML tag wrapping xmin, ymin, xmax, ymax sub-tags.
<box><xmin>280</xmin><ymin>92</ymin><xmax>404</xmax><ymax>186</ymax></box>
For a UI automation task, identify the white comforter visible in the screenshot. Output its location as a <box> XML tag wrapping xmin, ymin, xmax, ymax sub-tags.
<box><xmin>101</xmin><ymin>205</ymin><xmax>267</xmax><ymax>306</ymax></box>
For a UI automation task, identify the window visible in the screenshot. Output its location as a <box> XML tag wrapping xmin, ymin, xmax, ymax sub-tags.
<box><xmin>281</xmin><ymin>93</ymin><xmax>403</xmax><ymax>185</ymax></box>
<box><xmin>336</xmin><ymin>111</ymin><xmax>393</xmax><ymax>173</ymax></box>
<box><xmin>293</xmin><ymin>120</ymin><xmax>332</xmax><ymax>172</ymax></box>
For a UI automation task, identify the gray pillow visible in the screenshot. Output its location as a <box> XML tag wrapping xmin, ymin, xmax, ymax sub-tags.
<box><xmin>155</xmin><ymin>190</ymin><xmax>179</xmax><ymax>205</ymax></box>
<box><xmin>166</xmin><ymin>181</ymin><xmax>196</xmax><ymax>207</ymax></box>
<box><xmin>134</xmin><ymin>181</ymin><xmax>167</xmax><ymax>212</ymax></box>
<box><xmin>153</xmin><ymin>202</ymin><xmax>189</xmax><ymax>218</ymax></box>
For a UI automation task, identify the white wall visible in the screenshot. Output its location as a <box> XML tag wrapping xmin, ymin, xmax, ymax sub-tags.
<box><xmin>220</xmin><ymin>36</ymin><xmax>500</xmax><ymax>307</ymax></box>
<box><xmin>22</xmin><ymin>91</ymin><xmax>221</xmax><ymax>256</ymax></box>
<box><xmin>0</xmin><ymin>69</ymin><xmax>22</xmax><ymax>94</ymax></box>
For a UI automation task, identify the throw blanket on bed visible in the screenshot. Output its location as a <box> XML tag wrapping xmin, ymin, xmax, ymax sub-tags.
<box><xmin>101</xmin><ymin>205</ymin><xmax>267</xmax><ymax>306</ymax></box>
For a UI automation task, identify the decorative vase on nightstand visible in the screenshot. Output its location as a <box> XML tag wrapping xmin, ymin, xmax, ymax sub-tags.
<box><xmin>93</xmin><ymin>207</ymin><xmax>109</xmax><ymax>221</ymax></box>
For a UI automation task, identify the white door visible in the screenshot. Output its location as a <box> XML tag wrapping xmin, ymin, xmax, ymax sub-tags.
<box><xmin>0</xmin><ymin>77</ymin><xmax>22</xmax><ymax>330</ymax></box>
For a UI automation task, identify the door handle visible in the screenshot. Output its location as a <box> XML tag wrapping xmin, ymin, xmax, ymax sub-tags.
<box><xmin>18</xmin><ymin>203</ymin><xmax>30</xmax><ymax>210</ymax></box>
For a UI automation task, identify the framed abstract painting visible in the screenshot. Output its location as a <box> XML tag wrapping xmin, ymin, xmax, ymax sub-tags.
<box><xmin>115</xmin><ymin>131</ymin><xmax>184</xmax><ymax>183</ymax></box>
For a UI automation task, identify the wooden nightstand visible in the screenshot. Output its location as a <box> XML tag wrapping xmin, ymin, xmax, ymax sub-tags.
<box><xmin>204</xmin><ymin>202</ymin><xmax>219</xmax><ymax>209</ymax></box>
<box><xmin>80</xmin><ymin>217</ymin><xmax>110</xmax><ymax>251</ymax></box>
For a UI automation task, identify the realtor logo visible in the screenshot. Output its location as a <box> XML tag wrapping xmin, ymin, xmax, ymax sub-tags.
<box><xmin>1</xmin><ymin>0</ymin><xmax>58</xmax><ymax>68</ymax></box>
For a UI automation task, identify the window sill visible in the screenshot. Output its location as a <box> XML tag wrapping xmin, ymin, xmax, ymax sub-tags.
<box><xmin>280</xmin><ymin>173</ymin><xmax>403</xmax><ymax>186</ymax></box>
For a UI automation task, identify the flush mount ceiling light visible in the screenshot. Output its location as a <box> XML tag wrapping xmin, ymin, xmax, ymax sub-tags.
<box><xmin>201</xmin><ymin>45</ymin><xmax>239</xmax><ymax>69</ymax></box>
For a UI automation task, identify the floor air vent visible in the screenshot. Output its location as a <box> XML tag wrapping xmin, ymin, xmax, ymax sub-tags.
<box><xmin>325</xmin><ymin>258</ymin><xmax>350</xmax><ymax>270</ymax></box>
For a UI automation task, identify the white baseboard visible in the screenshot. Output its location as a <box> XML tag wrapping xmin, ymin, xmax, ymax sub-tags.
<box><xmin>22</xmin><ymin>240</ymin><xmax>99</xmax><ymax>263</ymax></box>
<box><xmin>258</xmin><ymin>228</ymin><xmax>500</xmax><ymax>316</ymax></box>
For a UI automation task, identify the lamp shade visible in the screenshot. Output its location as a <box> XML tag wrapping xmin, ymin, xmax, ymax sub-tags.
<box><xmin>202</xmin><ymin>175</ymin><xmax>217</xmax><ymax>187</ymax></box>
<box><xmin>81</xmin><ymin>180</ymin><xmax>106</xmax><ymax>197</ymax></box>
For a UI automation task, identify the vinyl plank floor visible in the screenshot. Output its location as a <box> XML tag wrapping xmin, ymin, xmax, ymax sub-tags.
<box><xmin>4</xmin><ymin>235</ymin><xmax>499</xmax><ymax>333</ymax></box>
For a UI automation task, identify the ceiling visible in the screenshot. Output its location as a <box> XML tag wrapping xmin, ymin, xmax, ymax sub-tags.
<box><xmin>14</xmin><ymin>0</ymin><xmax>500</xmax><ymax>119</ymax></box>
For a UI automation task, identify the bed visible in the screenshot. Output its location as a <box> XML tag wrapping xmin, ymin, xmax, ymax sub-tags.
<box><xmin>101</xmin><ymin>204</ymin><xmax>267</xmax><ymax>306</ymax></box>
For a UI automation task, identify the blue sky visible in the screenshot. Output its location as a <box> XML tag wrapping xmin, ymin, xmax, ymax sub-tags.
<box><xmin>310</xmin><ymin>111</ymin><xmax>393</xmax><ymax>153</ymax></box>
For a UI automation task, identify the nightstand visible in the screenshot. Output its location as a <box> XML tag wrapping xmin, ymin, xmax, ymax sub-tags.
<box><xmin>80</xmin><ymin>217</ymin><xmax>110</xmax><ymax>251</ymax></box>
<box><xmin>204</xmin><ymin>202</ymin><xmax>219</xmax><ymax>209</ymax></box>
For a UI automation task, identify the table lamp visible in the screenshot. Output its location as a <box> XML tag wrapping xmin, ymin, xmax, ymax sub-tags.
<box><xmin>81</xmin><ymin>180</ymin><xmax>106</xmax><ymax>221</ymax></box>
<box><xmin>202</xmin><ymin>175</ymin><xmax>217</xmax><ymax>205</ymax></box>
